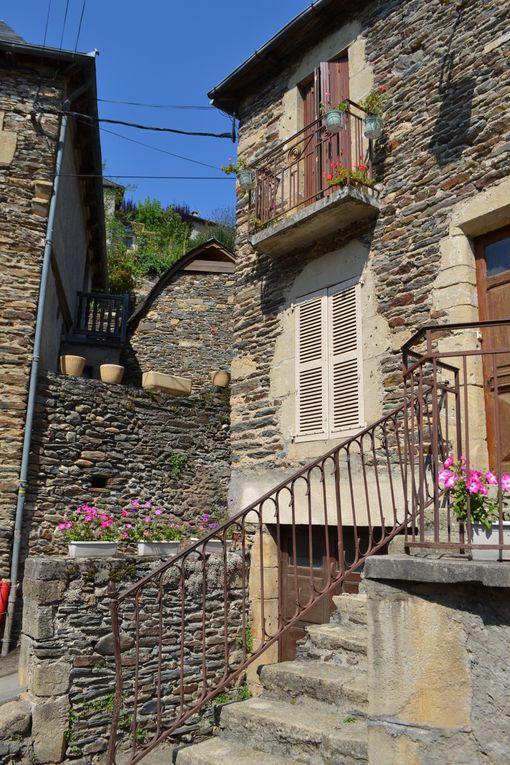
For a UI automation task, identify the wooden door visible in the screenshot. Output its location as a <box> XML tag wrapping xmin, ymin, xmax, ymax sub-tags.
<box><xmin>279</xmin><ymin>525</ymin><xmax>377</xmax><ymax>661</ymax></box>
<box><xmin>475</xmin><ymin>227</ymin><xmax>510</xmax><ymax>472</ymax></box>
<box><xmin>319</xmin><ymin>58</ymin><xmax>351</xmax><ymax>184</ymax></box>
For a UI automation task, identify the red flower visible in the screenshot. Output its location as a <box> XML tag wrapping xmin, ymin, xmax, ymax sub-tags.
<box><xmin>326</xmin><ymin>173</ymin><xmax>333</xmax><ymax>181</ymax></box>
<box><xmin>377</xmin><ymin>85</ymin><xmax>386</xmax><ymax>92</ymax></box>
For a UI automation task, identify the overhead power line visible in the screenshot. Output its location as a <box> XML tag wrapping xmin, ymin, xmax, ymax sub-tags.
<box><xmin>74</xmin><ymin>0</ymin><xmax>87</xmax><ymax>53</ymax></box>
<box><xmin>59</xmin><ymin>0</ymin><xmax>70</xmax><ymax>49</ymax></box>
<box><xmin>98</xmin><ymin>98</ymin><xmax>214</xmax><ymax>110</ymax></box>
<box><xmin>98</xmin><ymin>124</ymin><xmax>222</xmax><ymax>171</ymax></box>
<box><xmin>37</xmin><ymin>107</ymin><xmax>235</xmax><ymax>141</ymax></box>
<box><xmin>60</xmin><ymin>174</ymin><xmax>235</xmax><ymax>180</ymax></box>
<box><xmin>43</xmin><ymin>0</ymin><xmax>52</xmax><ymax>47</ymax></box>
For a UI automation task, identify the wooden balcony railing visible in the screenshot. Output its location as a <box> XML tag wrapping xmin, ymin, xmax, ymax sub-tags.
<box><xmin>251</xmin><ymin>101</ymin><xmax>374</xmax><ymax>229</ymax></box>
<box><xmin>73</xmin><ymin>292</ymin><xmax>129</xmax><ymax>345</ymax></box>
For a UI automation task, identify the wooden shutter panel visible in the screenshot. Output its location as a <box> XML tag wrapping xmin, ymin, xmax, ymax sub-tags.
<box><xmin>295</xmin><ymin>290</ymin><xmax>328</xmax><ymax>439</ymax></box>
<box><xmin>328</xmin><ymin>279</ymin><xmax>363</xmax><ymax>435</ymax></box>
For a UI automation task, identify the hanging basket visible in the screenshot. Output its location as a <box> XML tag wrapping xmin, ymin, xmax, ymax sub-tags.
<box><xmin>364</xmin><ymin>115</ymin><xmax>384</xmax><ymax>140</ymax></box>
<box><xmin>324</xmin><ymin>109</ymin><xmax>346</xmax><ymax>133</ymax></box>
<box><xmin>237</xmin><ymin>169</ymin><xmax>255</xmax><ymax>191</ymax></box>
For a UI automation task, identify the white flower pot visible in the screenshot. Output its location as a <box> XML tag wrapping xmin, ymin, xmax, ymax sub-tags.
<box><xmin>189</xmin><ymin>537</ymin><xmax>230</xmax><ymax>556</ymax></box>
<box><xmin>100</xmin><ymin>364</ymin><xmax>125</xmax><ymax>384</ymax></box>
<box><xmin>137</xmin><ymin>541</ymin><xmax>180</xmax><ymax>556</ymax></box>
<box><xmin>60</xmin><ymin>355</ymin><xmax>86</xmax><ymax>377</ymax></box>
<box><xmin>68</xmin><ymin>541</ymin><xmax>118</xmax><ymax>557</ymax></box>
<box><xmin>470</xmin><ymin>521</ymin><xmax>510</xmax><ymax>561</ymax></box>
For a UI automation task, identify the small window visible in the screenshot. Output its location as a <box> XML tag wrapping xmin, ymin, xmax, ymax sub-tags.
<box><xmin>295</xmin><ymin>278</ymin><xmax>363</xmax><ymax>442</ymax></box>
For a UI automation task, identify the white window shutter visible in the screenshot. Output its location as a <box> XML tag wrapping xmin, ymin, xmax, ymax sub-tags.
<box><xmin>328</xmin><ymin>279</ymin><xmax>363</xmax><ymax>435</ymax></box>
<box><xmin>295</xmin><ymin>290</ymin><xmax>328</xmax><ymax>439</ymax></box>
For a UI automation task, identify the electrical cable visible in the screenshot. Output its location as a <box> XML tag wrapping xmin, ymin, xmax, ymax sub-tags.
<box><xmin>37</xmin><ymin>107</ymin><xmax>235</xmax><ymax>140</ymax></box>
<box><xmin>98</xmin><ymin>98</ymin><xmax>214</xmax><ymax>110</ymax></box>
<box><xmin>98</xmin><ymin>124</ymin><xmax>222</xmax><ymax>171</ymax></box>
<box><xmin>59</xmin><ymin>0</ymin><xmax>70</xmax><ymax>49</ymax></box>
<box><xmin>59</xmin><ymin>174</ymin><xmax>234</xmax><ymax>180</ymax></box>
<box><xmin>43</xmin><ymin>0</ymin><xmax>52</xmax><ymax>47</ymax></box>
<box><xmin>74</xmin><ymin>0</ymin><xmax>87</xmax><ymax>53</ymax></box>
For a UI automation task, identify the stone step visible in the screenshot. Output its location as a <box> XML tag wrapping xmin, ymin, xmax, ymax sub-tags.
<box><xmin>260</xmin><ymin>660</ymin><xmax>367</xmax><ymax>712</ymax></box>
<box><xmin>297</xmin><ymin>623</ymin><xmax>367</xmax><ymax>667</ymax></box>
<box><xmin>176</xmin><ymin>737</ymin><xmax>306</xmax><ymax>765</ymax></box>
<box><xmin>219</xmin><ymin>697</ymin><xmax>367</xmax><ymax>765</ymax></box>
<box><xmin>331</xmin><ymin>593</ymin><xmax>367</xmax><ymax>626</ymax></box>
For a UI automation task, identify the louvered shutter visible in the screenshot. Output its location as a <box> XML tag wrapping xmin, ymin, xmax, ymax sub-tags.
<box><xmin>328</xmin><ymin>279</ymin><xmax>363</xmax><ymax>435</ymax></box>
<box><xmin>295</xmin><ymin>290</ymin><xmax>328</xmax><ymax>439</ymax></box>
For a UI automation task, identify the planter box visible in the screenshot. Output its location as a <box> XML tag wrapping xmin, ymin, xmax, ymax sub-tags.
<box><xmin>471</xmin><ymin>521</ymin><xmax>510</xmax><ymax>561</ymax></box>
<box><xmin>189</xmin><ymin>537</ymin><xmax>231</xmax><ymax>556</ymax></box>
<box><xmin>137</xmin><ymin>541</ymin><xmax>180</xmax><ymax>557</ymax></box>
<box><xmin>142</xmin><ymin>371</ymin><xmax>192</xmax><ymax>397</ymax></box>
<box><xmin>68</xmin><ymin>541</ymin><xmax>118</xmax><ymax>558</ymax></box>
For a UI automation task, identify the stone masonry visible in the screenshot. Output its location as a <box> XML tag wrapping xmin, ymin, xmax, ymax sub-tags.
<box><xmin>16</xmin><ymin>372</ymin><xmax>230</xmax><ymax>574</ymax></box>
<box><xmin>0</xmin><ymin>66</ymin><xmax>62</xmax><ymax>577</ymax></box>
<box><xmin>227</xmin><ymin>0</ymin><xmax>510</xmax><ymax>497</ymax></box>
<box><xmin>124</xmin><ymin>267</ymin><xmax>236</xmax><ymax>396</ymax></box>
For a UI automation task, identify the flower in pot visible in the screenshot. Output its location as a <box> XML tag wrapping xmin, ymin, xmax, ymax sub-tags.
<box><xmin>320</xmin><ymin>94</ymin><xmax>348</xmax><ymax>133</ymax></box>
<box><xmin>188</xmin><ymin>513</ymin><xmax>232</xmax><ymax>556</ymax></box>
<box><xmin>56</xmin><ymin>504</ymin><xmax>118</xmax><ymax>557</ymax></box>
<box><xmin>359</xmin><ymin>85</ymin><xmax>387</xmax><ymax>140</ymax></box>
<box><xmin>324</xmin><ymin>160</ymin><xmax>375</xmax><ymax>190</ymax></box>
<box><xmin>438</xmin><ymin>457</ymin><xmax>510</xmax><ymax>560</ymax></box>
<box><xmin>119</xmin><ymin>499</ymin><xmax>185</xmax><ymax>556</ymax></box>
<box><xmin>221</xmin><ymin>157</ymin><xmax>255</xmax><ymax>191</ymax></box>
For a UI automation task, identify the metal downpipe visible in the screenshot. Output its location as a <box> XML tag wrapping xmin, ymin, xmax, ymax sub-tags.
<box><xmin>1</xmin><ymin>100</ymin><xmax>71</xmax><ymax>657</ymax></box>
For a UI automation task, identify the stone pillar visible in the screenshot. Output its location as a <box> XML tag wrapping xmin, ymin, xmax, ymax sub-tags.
<box><xmin>364</xmin><ymin>555</ymin><xmax>510</xmax><ymax>765</ymax></box>
<box><xmin>247</xmin><ymin>526</ymin><xmax>279</xmax><ymax>693</ymax></box>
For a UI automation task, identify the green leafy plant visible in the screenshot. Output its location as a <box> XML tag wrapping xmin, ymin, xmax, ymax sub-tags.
<box><xmin>359</xmin><ymin>85</ymin><xmax>387</xmax><ymax>116</ymax></box>
<box><xmin>119</xmin><ymin>499</ymin><xmax>187</xmax><ymax>542</ymax></box>
<box><xmin>319</xmin><ymin>96</ymin><xmax>348</xmax><ymax>115</ymax></box>
<box><xmin>220</xmin><ymin>157</ymin><xmax>250</xmax><ymax>175</ymax></box>
<box><xmin>236</xmin><ymin>625</ymin><xmax>254</xmax><ymax>653</ymax></box>
<box><xmin>323</xmin><ymin>160</ymin><xmax>375</xmax><ymax>189</ymax></box>
<box><xmin>56</xmin><ymin>505</ymin><xmax>117</xmax><ymax>542</ymax></box>
<box><xmin>167</xmin><ymin>454</ymin><xmax>189</xmax><ymax>480</ymax></box>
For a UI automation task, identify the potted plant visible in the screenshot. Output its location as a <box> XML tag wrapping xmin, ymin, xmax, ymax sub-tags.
<box><xmin>320</xmin><ymin>94</ymin><xmax>348</xmax><ymax>133</ymax></box>
<box><xmin>119</xmin><ymin>499</ymin><xmax>185</xmax><ymax>556</ymax></box>
<box><xmin>323</xmin><ymin>160</ymin><xmax>375</xmax><ymax>190</ymax></box>
<box><xmin>57</xmin><ymin>504</ymin><xmax>118</xmax><ymax>557</ymax></box>
<box><xmin>221</xmin><ymin>158</ymin><xmax>255</xmax><ymax>191</ymax></box>
<box><xmin>438</xmin><ymin>457</ymin><xmax>510</xmax><ymax>560</ymax></box>
<box><xmin>359</xmin><ymin>85</ymin><xmax>387</xmax><ymax>140</ymax></box>
<box><xmin>189</xmin><ymin>513</ymin><xmax>232</xmax><ymax>556</ymax></box>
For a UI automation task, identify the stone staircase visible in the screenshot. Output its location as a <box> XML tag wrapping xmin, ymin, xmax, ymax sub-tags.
<box><xmin>176</xmin><ymin>593</ymin><xmax>368</xmax><ymax>765</ymax></box>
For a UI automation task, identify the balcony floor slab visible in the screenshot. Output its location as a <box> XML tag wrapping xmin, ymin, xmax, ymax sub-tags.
<box><xmin>251</xmin><ymin>186</ymin><xmax>380</xmax><ymax>256</ymax></box>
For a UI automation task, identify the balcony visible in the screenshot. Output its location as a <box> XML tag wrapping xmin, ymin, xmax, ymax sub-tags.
<box><xmin>249</xmin><ymin>102</ymin><xmax>380</xmax><ymax>256</ymax></box>
<box><xmin>68</xmin><ymin>292</ymin><xmax>129</xmax><ymax>346</ymax></box>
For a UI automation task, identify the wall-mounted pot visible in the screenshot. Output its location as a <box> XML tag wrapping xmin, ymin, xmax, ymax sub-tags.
<box><xmin>100</xmin><ymin>364</ymin><xmax>125</xmax><ymax>384</ymax></box>
<box><xmin>60</xmin><ymin>355</ymin><xmax>86</xmax><ymax>377</ymax></box>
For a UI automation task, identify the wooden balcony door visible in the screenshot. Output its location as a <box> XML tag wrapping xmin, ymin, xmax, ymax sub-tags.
<box><xmin>475</xmin><ymin>226</ymin><xmax>510</xmax><ymax>472</ymax></box>
<box><xmin>302</xmin><ymin>57</ymin><xmax>350</xmax><ymax>205</ymax></box>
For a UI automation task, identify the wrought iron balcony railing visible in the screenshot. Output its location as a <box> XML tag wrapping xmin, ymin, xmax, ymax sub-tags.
<box><xmin>250</xmin><ymin>101</ymin><xmax>374</xmax><ymax>229</ymax></box>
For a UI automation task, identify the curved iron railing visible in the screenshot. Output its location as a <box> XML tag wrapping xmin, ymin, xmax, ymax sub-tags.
<box><xmin>107</xmin><ymin>401</ymin><xmax>415</xmax><ymax>764</ymax></box>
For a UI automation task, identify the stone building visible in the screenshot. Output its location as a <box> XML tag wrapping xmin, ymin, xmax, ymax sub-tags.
<box><xmin>0</xmin><ymin>22</ymin><xmax>108</xmax><ymax>581</ymax></box>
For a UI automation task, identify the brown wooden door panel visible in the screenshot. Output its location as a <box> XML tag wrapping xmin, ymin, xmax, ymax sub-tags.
<box><xmin>475</xmin><ymin>227</ymin><xmax>510</xmax><ymax>472</ymax></box>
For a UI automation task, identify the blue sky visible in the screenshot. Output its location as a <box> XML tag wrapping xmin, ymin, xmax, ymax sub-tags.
<box><xmin>6</xmin><ymin>1</ymin><xmax>310</xmax><ymax>219</ymax></box>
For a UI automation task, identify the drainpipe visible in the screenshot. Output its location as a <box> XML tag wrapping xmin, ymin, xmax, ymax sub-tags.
<box><xmin>1</xmin><ymin>78</ymin><xmax>92</xmax><ymax>656</ymax></box>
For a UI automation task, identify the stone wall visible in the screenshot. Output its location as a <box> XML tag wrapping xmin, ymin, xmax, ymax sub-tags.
<box><xmin>20</xmin><ymin>553</ymin><xmax>247</xmax><ymax>764</ymax></box>
<box><xmin>124</xmin><ymin>269</ymin><xmax>236</xmax><ymax>397</ymax></box>
<box><xmin>229</xmin><ymin>0</ymin><xmax>510</xmax><ymax>507</ymax></box>
<box><xmin>12</xmin><ymin>371</ymin><xmax>230</xmax><ymax>576</ymax></box>
<box><xmin>364</xmin><ymin>556</ymin><xmax>510</xmax><ymax>765</ymax></box>
<box><xmin>0</xmin><ymin>66</ymin><xmax>62</xmax><ymax>579</ymax></box>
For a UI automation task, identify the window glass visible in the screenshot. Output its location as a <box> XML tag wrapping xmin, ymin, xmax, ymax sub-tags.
<box><xmin>485</xmin><ymin>236</ymin><xmax>510</xmax><ymax>277</ymax></box>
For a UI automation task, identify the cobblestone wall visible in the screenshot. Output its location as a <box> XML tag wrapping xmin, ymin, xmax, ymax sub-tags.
<box><xmin>11</xmin><ymin>372</ymin><xmax>230</xmax><ymax>577</ymax></box>
<box><xmin>124</xmin><ymin>269</ymin><xmax>236</xmax><ymax>396</ymax></box>
<box><xmin>0</xmin><ymin>67</ymin><xmax>62</xmax><ymax>579</ymax></box>
<box><xmin>21</xmin><ymin>553</ymin><xmax>247</xmax><ymax>763</ymax></box>
<box><xmin>229</xmin><ymin>0</ymin><xmax>510</xmax><ymax>491</ymax></box>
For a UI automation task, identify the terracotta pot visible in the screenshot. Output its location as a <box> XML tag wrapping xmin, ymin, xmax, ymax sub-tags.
<box><xmin>60</xmin><ymin>355</ymin><xmax>86</xmax><ymax>377</ymax></box>
<box><xmin>211</xmin><ymin>370</ymin><xmax>231</xmax><ymax>388</ymax></box>
<box><xmin>100</xmin><ymin>364</ymin><xmax>125</xmax><ymax>384</ymax></box>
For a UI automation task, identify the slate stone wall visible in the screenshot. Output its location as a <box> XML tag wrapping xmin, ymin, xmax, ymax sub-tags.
<box><xmin>21</xmin><ymin>553</ymin><xmax>247</xmax><ymax>763</ymax></box>
<box><xmin>230</xmin><ymin>0</ymin><xmax>510</xmax><ymax>482</ymax></box>
<box><xmin>16</xmin><ymin>372</ymin><xmax>230</xmax><ymax>573</ymax></box>
<box><xmin>0</xmin><ymin>68</ymin><xmax>62</xmax><ymax>580</ymax></box>
<box><xmin>123</xmin><ymin>270</ymin><xmax>236</xmax><ymax>396</ymax></box>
